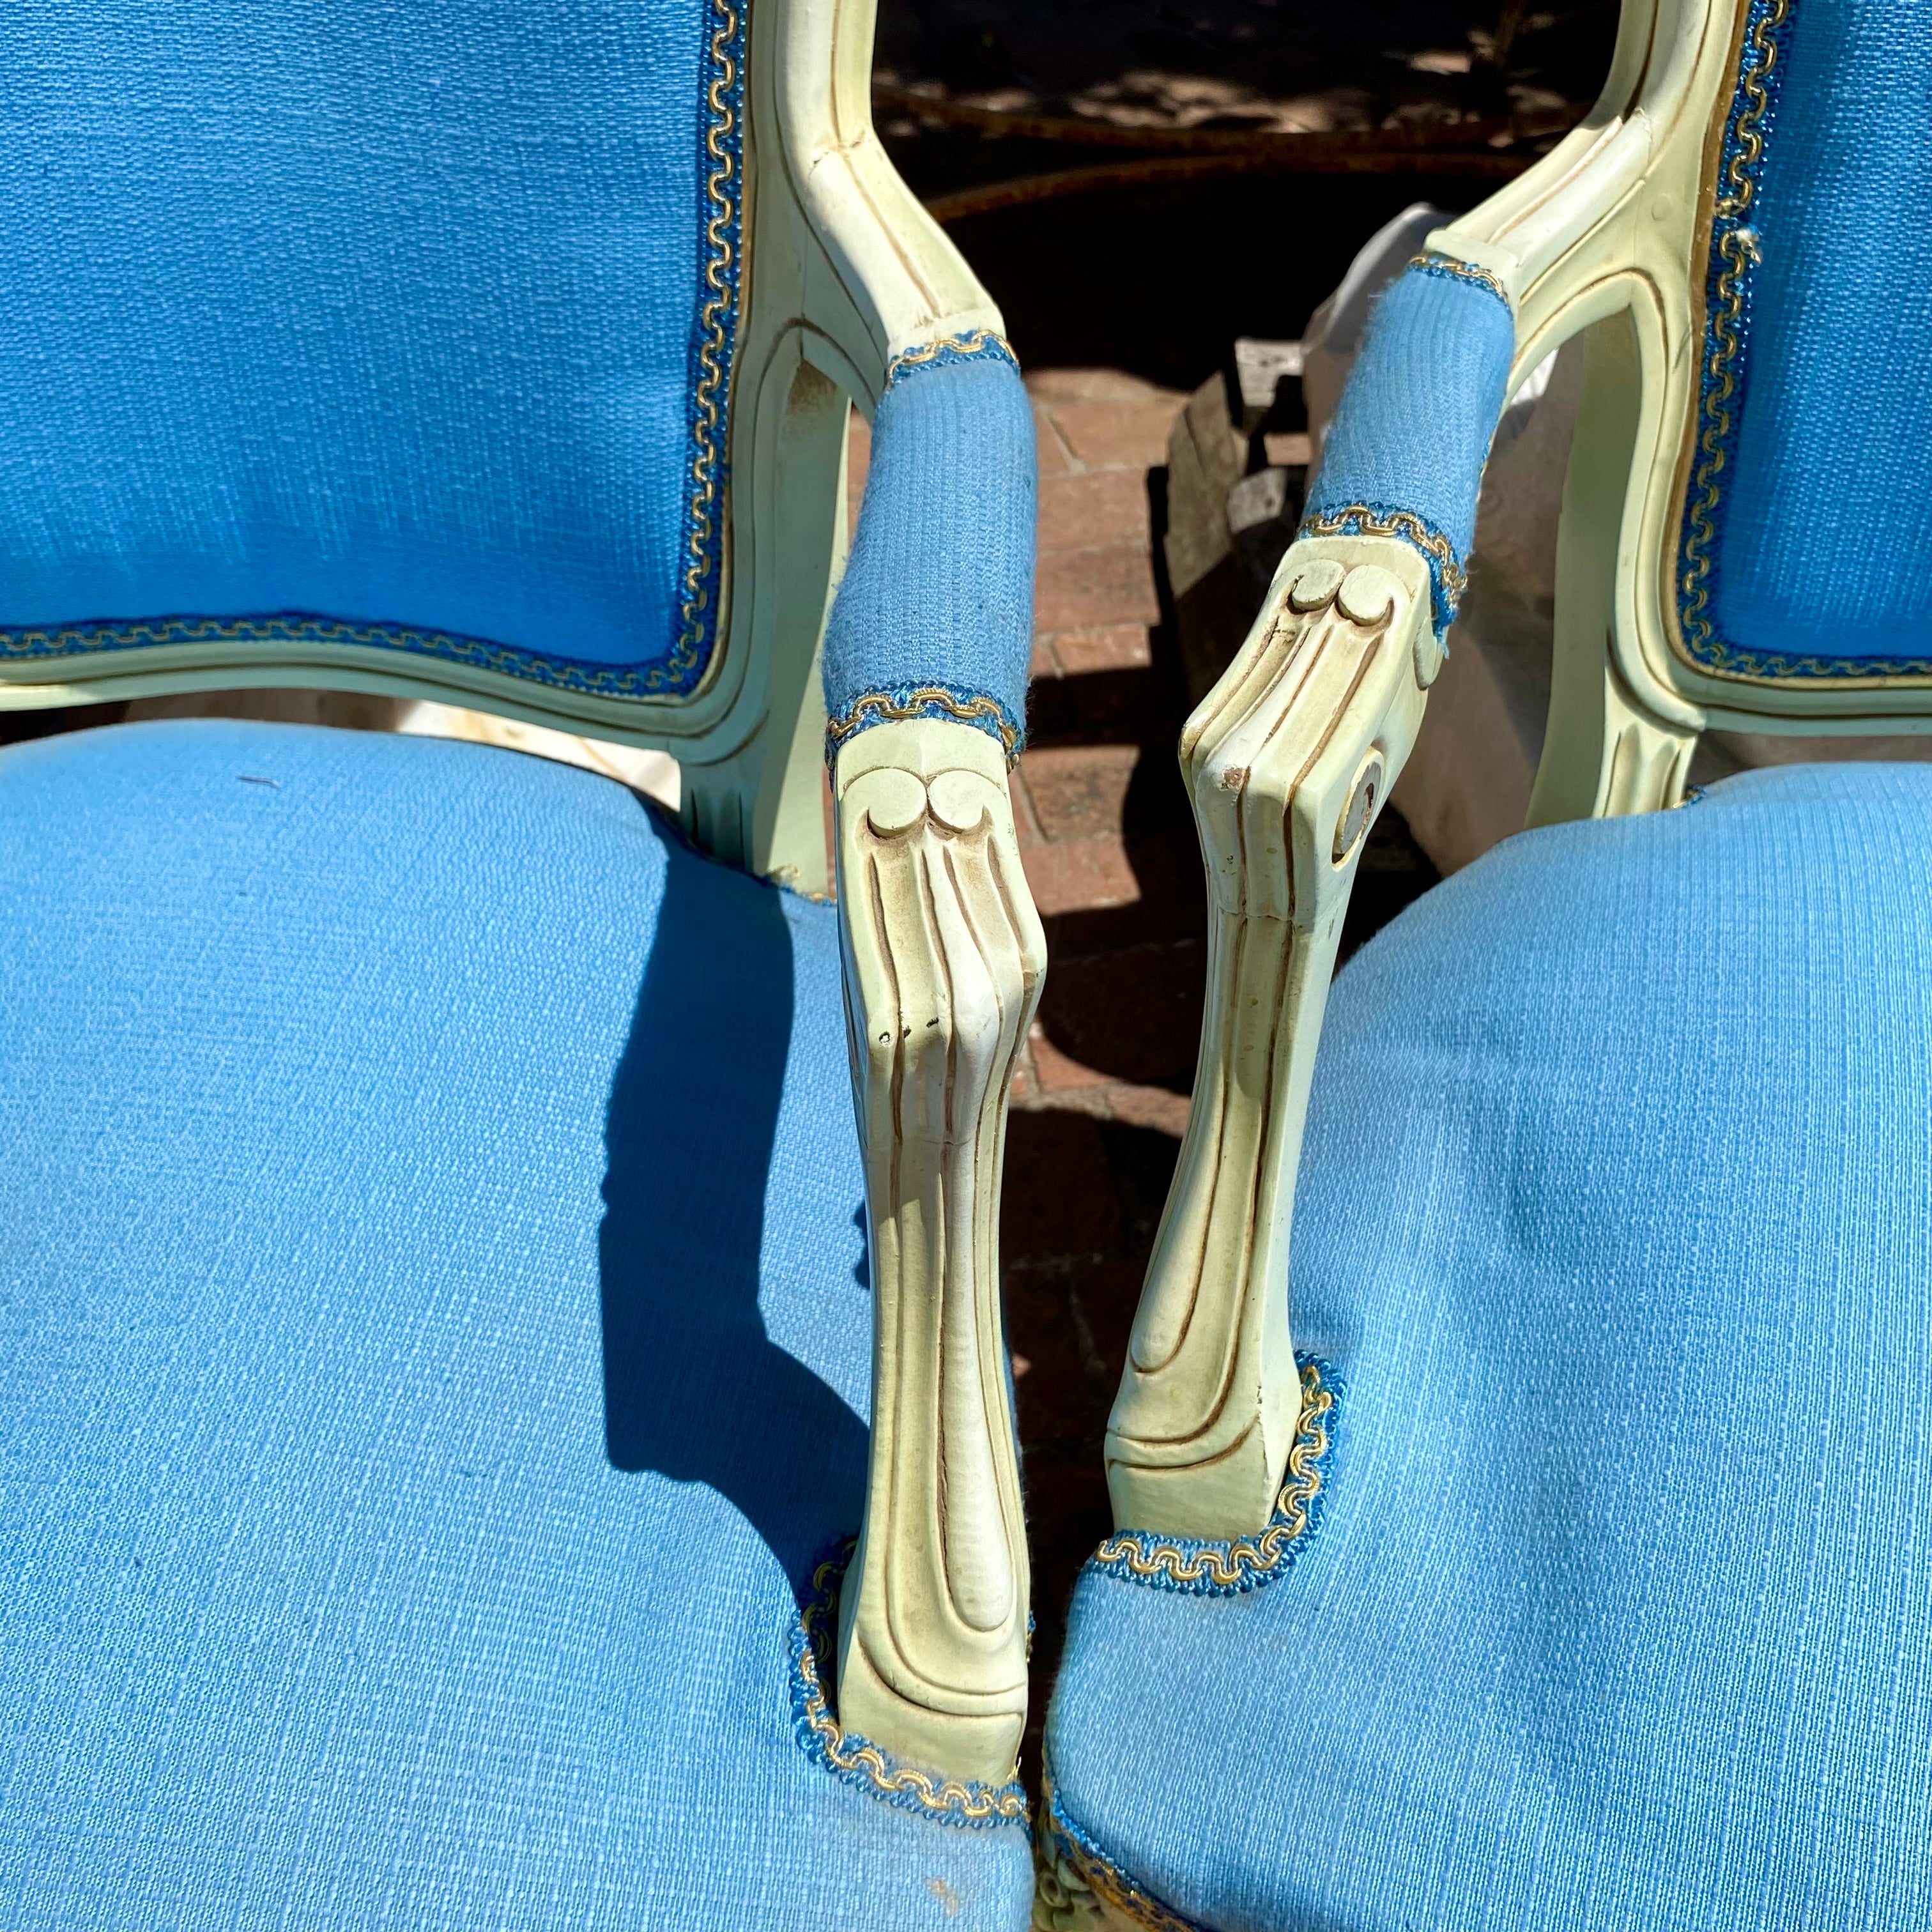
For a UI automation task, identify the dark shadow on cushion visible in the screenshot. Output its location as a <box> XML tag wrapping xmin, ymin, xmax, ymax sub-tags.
<box><xmin>599</xmin><ymin>829</ymin><xmax>868</xmax><ymax>1595</ymax></box>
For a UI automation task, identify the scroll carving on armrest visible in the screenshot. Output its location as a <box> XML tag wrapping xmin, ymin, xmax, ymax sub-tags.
<box><xmin>1105</xmin><ymin>537</ymin><xmax>1436</xmax><ymax>1538</ymax></box>
<box><xmin>832</xmin><ymin>717</ymin><xmax>1045</xmax><ymax>1786</ymax></box>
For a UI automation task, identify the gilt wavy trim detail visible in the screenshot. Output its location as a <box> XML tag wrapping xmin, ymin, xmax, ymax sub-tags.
<box><xmin>790</xmin><ymin>1539</ymin><xmax>1031</xmax><ymax>1829</ymax></box>
<box><xmin>1089</xmin><ymin>1356</ymin><xmax>1338</xmax><ymax>1595</ymax></box>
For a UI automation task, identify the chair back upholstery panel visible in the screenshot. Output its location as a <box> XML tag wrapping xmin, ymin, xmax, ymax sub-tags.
<box><xmin>0</xmin><ymin>0</ymin><xmax>740</xmax><ymax>698</ymax></box>
<box><xmin>1684</xmin><ymin>0</ymin><xmax>1932</xmax><ymax>678</ymax></box>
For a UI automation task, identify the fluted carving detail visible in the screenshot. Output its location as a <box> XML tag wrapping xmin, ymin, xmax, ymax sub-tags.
<box><xmin>834</xmin><ymin>719</ymin><xmax>1045</xmax><ymax>1784</ymax></box>
<box><xmin>1105</xmin><ymin>540</ymin><xmax>1433</xmax><ymax>1538</ymax></box>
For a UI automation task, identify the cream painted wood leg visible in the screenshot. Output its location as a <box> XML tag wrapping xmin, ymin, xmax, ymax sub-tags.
<box><xmin>1105</xmin><ymin>540</ymin><xmax>1434</xmax><ymax>1538</ymax></box>
<box><xmin>832</xmin><ymin>717</ymin><xmax>1045</xmax><ymax>1784</ymax></box>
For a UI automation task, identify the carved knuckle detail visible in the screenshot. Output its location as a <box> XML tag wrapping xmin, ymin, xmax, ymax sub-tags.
<box><xmin>1336</xmin><ymin>563</ymin><xmax>1402</xmax><ymax>627</ymax></box>
<box><xmin>1287</xmin><ymin>557</ymin><xmax>1345</xmax><ymax>612</ymax></box>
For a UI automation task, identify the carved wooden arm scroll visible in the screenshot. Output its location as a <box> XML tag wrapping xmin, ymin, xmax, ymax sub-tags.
<box><xmin>1105</xmin><ymin>538</ymin><xmax>1437</xmax><ymax>1538</ymax></box>
<box><xmin>832</xmin><ymin>717</ymin><xmax>1045</xmax><ymax>1785</ymax></box>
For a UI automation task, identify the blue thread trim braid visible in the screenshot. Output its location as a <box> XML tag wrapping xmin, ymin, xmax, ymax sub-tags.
<box><xmin>885</xmin><ymin>330</ymin><xmax>1022</xmax><ymax>385</ymax></box>
<box><xmin>1674</xmin><ymin>0</ymin><xmax>1822</xmax><ymax>678</ymax></box>
<box><xmin>1295</xmin><ymin>503</ymin><xmax>1469</xmax><ymax>636</ymax></box>
<box><xmin>822</xmin><ymin>334</ymin><xmax>1036</xmax><ymax>763</ymax></box>
<box><xmin>789</xmin><ymin>1538</ymin><xmax>1031</xmax><ymax>1830</ymax></box>
<box><xmin>670</xmin><ymin>0</ymin><xmax>747</xmax><ymax>683</ymax></box>
<box><xmin>1041</xmin><ymin>1774</ymin><xmax>1211</xmax><ymax>1932</ymax></box>
<box><xmin>824</xmin><ymin>683</ymin><xmax>1020</xmax><ymax>765</ymax></box>
<box><xmin>1085</xmin><ymin>1355</ymin><xmax>1340</xmax><ymax>1596</ymax></box>
<box><xmin>1406</xmin><ymin>253</ymin><xmax>1512</xmax><ymax>310</ymax></box>
<box><xmin>0</xmin><ymin>611</ymin><xmax>707</xmax><ymax>698</ymax></box>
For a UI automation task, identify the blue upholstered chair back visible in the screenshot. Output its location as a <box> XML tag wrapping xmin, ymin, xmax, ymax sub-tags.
<box><xmin>1683</xmin><ymin>0</ymin><xmax>1932</xmax><ymax>678</ymax></box>
<box><xmin>0</xmin><ymin>1</ymin><xmax>740</xmax><ymax>701</ymax></box>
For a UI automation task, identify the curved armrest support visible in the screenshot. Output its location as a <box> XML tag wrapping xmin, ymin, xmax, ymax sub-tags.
<box><xmin>1302</xmin><ymin>255</ymin><xmax>1517</xmax><ymax>637</ymax></box>
<box><xmin>832</xmin><ymin>717</ymin><xmax>1045</xmax><ymax>1785</ymax></box>
<box><xmin>1105</xmin><ymin>537</ymin><xmax>1437</xmax><ymax>1537</ymax></box>
<box><xmin>821</xmin><ymin>335</ymin><xmax>1036</xmax><ymax>769</ymax></box>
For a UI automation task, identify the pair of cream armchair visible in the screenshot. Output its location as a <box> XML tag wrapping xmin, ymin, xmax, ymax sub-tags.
<box><xmin>3</xmin><ymin>0</ymin><xmax>1928</xmax><ymax>1927</ymax></box>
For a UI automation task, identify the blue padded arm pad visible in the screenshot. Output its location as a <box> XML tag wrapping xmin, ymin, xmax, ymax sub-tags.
<box><xmin>1300</xmin><ymin>256</ymin><xmax>1517</xmax><ymax>636</ymax></box>
<box><xmin>822</xmin><ymin>334</ymin><xmax>1037</xmax><ymax>763</ymax></box>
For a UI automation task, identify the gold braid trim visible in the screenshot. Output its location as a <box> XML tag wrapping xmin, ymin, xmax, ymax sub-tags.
<box><xmin>670</xmin><ymin>0</ymin><xmax>744</xmax><ymax>675</ymax></box>
<box><xmin>1091</xmin><ymin>1360</ymin><xmax>1334</xmax><ymax>1590</ymax></box>
<box><xmin>1406</xmin><ymin>252</ymin><xmax>1512</xmax><ymax>308</ymax></box>
<box><xmin>1678</xmin><ymin>0</ymin><xmax>1791</xmax><ymax>659</ymax></box>
<box><xmin>825</xmin><ymin>687</ymin><xmax>1021</xmax><ymax>764</ymax></box>
<box><xmin>885</xmin><ymin>329</ymin><xmax>1016</xmax><ymax>382</ymax></box>
<box><xmin>794</xmin><ymin>1544</ymin><xmax>1030</xmax><ymax>1826</ymax></box>
<box><xmin>1297</xmin><ymin>505</ymin><xmax>1468</xmax><ymax>615</ymax></box>
<box><xmin>1038</xmin><ymin>1773</ymin><xmax>1210</xmax><ymax>1932</ymax></box>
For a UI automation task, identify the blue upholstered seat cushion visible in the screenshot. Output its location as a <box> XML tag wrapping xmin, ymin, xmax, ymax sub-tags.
<box><xmin>0</xmin><ymin>721</ymin><xmax>1032</xmax><ymax>1931</ymax></box>
<box><xmin>1048</xmin><ymin>763</ymin><xmax>1932</xmax><ymax>1931</ymax></box>
<box><xmin>0</xmin><ymin>2</ymin><xmax>742</xmax><ymax>694</ymax></box>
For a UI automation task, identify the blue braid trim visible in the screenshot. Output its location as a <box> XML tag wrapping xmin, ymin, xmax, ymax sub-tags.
<box><xmin>1041</xmin><ymin>1772</ymin><xmax>1212</xmax><ymax>1932</ymax></box>
<box><xmin>884</xmin><ymin>330</ymin><xmax>1020</xmax><ymax>389</ymax></box>
<box><xmin>1405</xmin><ymin>252</ymin><xmax>1512</xmax><ymax>312</ymax></box>
<box><xmin>788</xmin><ymin>1538</ymin><xmax>1031</xmax><ymax>1830</ymax></box>
<box><xmin>1086</xmin><ymin>1354</ymin><xmax>1340</xmax><ymax>1596</ymax></box>
<box><xmin>668</xmin><ymin>0</ymin><xmax>748</xmax><ymax>690</ymax></box>
<box><xmin>824</xmin><ymin>682</ymin><xmax>1022</xmax><ymax>766</ymax></box>
<box><xmin>0</xmin><ymin>611</ymin><xmax>709</xmax><ymax>698</ymax></box>
<box><xmin>1296</xmin><ymin>501</ymin><xmax>1467</xmax><ymax>636</ymax></box>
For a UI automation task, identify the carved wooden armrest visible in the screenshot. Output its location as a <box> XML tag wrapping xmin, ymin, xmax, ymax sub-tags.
<box><xmin>831</xmin><ymin>716</ymin><xmax>1045</xmax><ymax>1785</ymax></box>
<box><xmin>1105</xmin><ymin>537</ymin><xmax>1439</xmax><ymax>1538</ymax></box>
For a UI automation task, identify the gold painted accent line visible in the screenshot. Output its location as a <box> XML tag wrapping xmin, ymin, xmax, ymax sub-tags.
<box><xmin>1298</xmin><ymin>505</ymin><xmax>1469</xmax><ymax>617</ymax></box>
<box><xmin>795</xmin><ymin>1545</ymin><xmax>1029</xmax><ymax>1825</ymax></box>
<box><xmin>826</xmin><ymin>687</ymin><xmax>1021</xmax><ymax>763</ymax></box>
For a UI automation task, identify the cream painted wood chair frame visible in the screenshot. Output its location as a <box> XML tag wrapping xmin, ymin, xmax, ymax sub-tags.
<box><xmin>0</xmin><ymin>0</ymin><xmax>1043</xmax><ymax>1791</ymax></box>
<box><xmin>1105</xmin><ymin>0</ymin><xmax>1932</xmax><ymax>1540</ymax></box>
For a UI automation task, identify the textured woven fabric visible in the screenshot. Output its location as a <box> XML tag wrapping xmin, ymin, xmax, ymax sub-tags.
<box><xmin>1301</xmin><ymin>259</ymin><xmax>1515</xmax><ymax>634</ymax></box>
<box><xmin>1706</xmin><ymin>0</ymin><xmax>1932</xmax><ymax>667</ymax></box>
<box><xmin>1048</xmin><ymin>763</ymin><xmax>1932</xmax><ymax>1931</ymax></box>
<box><xmin>0</xmin><ymin>1</ymin><xmax>739</xmax><ymax>690</ymax></box>
<box><xmin>0</xmin><ymin>721</ymin><xmax>1033</xmax><ymax>1930</ymax></box>
<box><xmin>822</xmin><ymin>346</ymin><xmax>1038</xmax><ymax>758</ymax></box>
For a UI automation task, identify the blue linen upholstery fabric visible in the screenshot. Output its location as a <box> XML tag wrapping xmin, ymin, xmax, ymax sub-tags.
<box><xmin>1688</xmin><ymin>0</ymin><xmax>1932</xmax><ymax>676</ymax></box>
<box><xmin>0</xmin><ymin>1</ymin><xmax>741</xmax><ymax>695</ymax></box>
<box><xmin>1301</xmin><ymin>259</ymin><xmax>1515</xmax><ymax>636</ymax></box>
<box><xmin>0</xmin><ymin>720</ymin><xmax>1033</xmax><ymax>1931</ymax></box>
<box><xmin>822</xmin><ymin>338</ymin><xmax>1038</xmax><ymax>760</ymax></box>
<box><xmin>1048</xmin><ymin>763</ymin><xmax>1932</xmax><ymax>1930</ymax></box>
